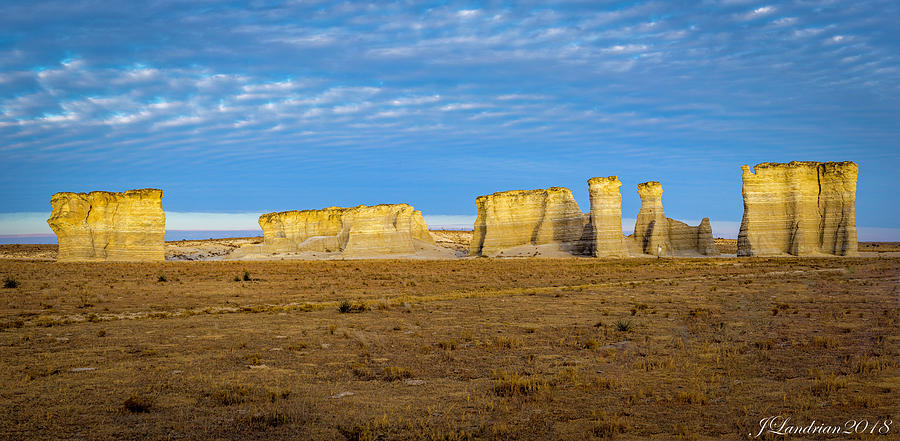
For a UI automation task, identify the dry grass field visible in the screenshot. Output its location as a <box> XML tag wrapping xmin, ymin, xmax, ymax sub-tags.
<box><xmin>0</xmin><ymin>243</ymin><xmax>898</xmax><ymax>439</ymax></box>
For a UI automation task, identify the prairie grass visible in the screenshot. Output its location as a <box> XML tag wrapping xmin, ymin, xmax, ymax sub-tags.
<box><xmin>0</xmin><ymin>254</ymin><xmax>896</xmax><ymax>439</ymax></box>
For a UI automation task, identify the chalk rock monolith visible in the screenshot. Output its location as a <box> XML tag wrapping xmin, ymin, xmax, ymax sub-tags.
<box><xmin>249</xmin><ymin>204</ymin><xmax>434</xmax><ymax>257</ymax></box>
<box><xmin>469</xmin><ymin>187</ymin><xmax>586</xmax><ymax>257</ymax></box>
<box><xmin>737</xmin><ymin>161</ymin><xmax>858</xmax><ymax>256</ymax></box>
<box><xmin>587</xmin><ymin>177</ymin><xmax>628</xmax><ymax>257</ymax></box>
<box><xmin>631</xmin><ymin>182</ymin><xmax>718</xmax><ymax>256</ymax></box>
<box><xmin>47</xmin><ymin>189</ymin><xmax>166</xmax><ymax>262</ymax></box>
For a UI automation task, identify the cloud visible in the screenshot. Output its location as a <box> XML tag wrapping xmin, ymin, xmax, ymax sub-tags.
<box><xmin>771</xmin><ymin>17</ymin><xmax>797</xmax><ymax>26</ymax></box>
<box><xmin>793</xmin><ymin>27</ymin><xmax>828</xmax><ymax>38</ymax></box>
<box><xmin>601</xmin><ymin>44</ymin><xmax>649</xmax><ymax>54</ymax></box>
<box><xmin>440</xmin><ymin>103</ymin><xmax>491</xmax><ymax>111</ymax></box>
<box><xmin>391</xmin><ymin>95</ymin><xmax>441</xmax><ymax>106</ymax></box>
<box><xmin>740</xmin><ymin>6</ymin><xmax>775</xmax><ymax>20</ymax></box>
<box><xmin>0</xmin><ymin>0</ymin><xmax>897</xmax><ymax>228</ymax></box>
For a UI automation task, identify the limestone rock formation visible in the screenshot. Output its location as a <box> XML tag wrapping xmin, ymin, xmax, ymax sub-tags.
<box><xmin>630</xmin><ymin>182</ymin><xmax>719</xmax><ymax>256</ymax></box>
<box><xmin>632</xmin><ymin>181</ymin><xmax>668</xmax><ymax>255</ymax></box>
<box><xmin>237</xmin><ymin>204</ymin><xmax>435</xmax><ymax>258</ymax></box>
<box><xmin>587</xmin><ymin>177</ymin><xmax>628</xmax><ymax>257</ymax></box>
<box><xmin>737</xmin><ymin>161</ymin><xmax>858</xmax><ymax>256</ymax></box>
<box><xmin>469</xmin><ymin>187</ymin><xmax>586</xmax><ymax>257</ymax></box>
<box><xmin>47</xmin><ymin>189</ymin><xmax>166</xmax><ymax>262</ymax></box>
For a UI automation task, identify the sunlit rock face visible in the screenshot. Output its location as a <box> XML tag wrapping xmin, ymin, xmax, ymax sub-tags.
<box><xmin>631</xmin><ymin>181</ymin><xmax>719</xmax><ymax>257</ymax></box>
<box><xmin>47</xmin><ymin>189</ymin><xmax>166</xmax><ymax>262</ymax></box>
<box><xmin>587</xmin><ymin>177</ymin><xmax>628</xmax><ymax>258</ymax></box>
<box><xmin>256</xmin><ymin>204</ymin><xmax>434</xmax><ymax>257</ymax></box>
<box><xmin>469</xmin><ymin>187</ymin><xmax>587</xmax><ymax>257</ymax></box>
<box><xmin>737</xmin><ymin>161</ymin><xmax>858</xmax><ymax>257</ymax></box>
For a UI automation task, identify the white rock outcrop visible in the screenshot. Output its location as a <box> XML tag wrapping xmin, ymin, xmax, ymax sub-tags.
<box><xmin>231</xmin><ymin>204</ymin><xmax>437</xmax><ymax>258</ymax></box>
<box><xmin>631</xmin><ymin>182</ymin><xmax>719</xmax><ymax>256</ymax></box>
<box><xmin>737</xmin><ymin>161</ymin><xmax>858</xmax><ymax>256</ymax></box>
<box><xmin>587</xmin><ymin>177</ymin><xmax>628</xmax><ymax>257</ymax></box>
<box><xmin>469</xmin><ymin>187</ymin><xmax>587</xmax><ymax>257</ymax></box>
<box><xmin>47</xmin><ymin>189</ymin><xmax>166</xmax><ymax>262</ymax></box>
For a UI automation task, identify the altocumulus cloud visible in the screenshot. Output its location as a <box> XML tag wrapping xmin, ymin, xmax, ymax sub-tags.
<box><xmin>0</xmin><ymin>0</ymin><xmax>898</xmax><ymax>236</ymax></box>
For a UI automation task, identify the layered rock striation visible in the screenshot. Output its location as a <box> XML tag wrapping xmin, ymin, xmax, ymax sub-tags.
<box><xmin>47</xmin><ymin>189</ymin><xmax>166</xmax><ymax>262</ymax></box>
<box><xmin>737</xmin><ymin>161</ymin><xmax>858</xmax><ymax>256</ymax></box>
<box><xmin>587</xmin><ymin>177</ymin><xmax>628</xmax><ymax>257</ymax></box>
<box><xmin>469</xmin><ymin>187</ymin><xmax>587</xmax><ymax>257</ymax></box>
<box><xmin>631</xmin><ymin>182</ymin><xmax>718</xmax><ymax>256</ymax></box>
<box><xmin>245</xmin><ymin>204</ymin><xmax>434</xmax><ymax>258</ymax></box>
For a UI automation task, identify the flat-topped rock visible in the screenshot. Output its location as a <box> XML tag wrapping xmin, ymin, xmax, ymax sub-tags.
<box><xmin>236</xmin><ymin>203</ymin><xmax>435</xmax><ymax>258</ymax></box>
<box><xmin>631</xmin><ymin>182</ymin><xmax>718</xmax><ymax>256</ymax></box>
<box><xmin>47</xmin><ymin>188</ymin><xmax>166</xmax><ymax>262</ymax></box>
<box><xmin>587</xmin><ymin>177</ymin><xmax>628</xmax><ymax>257</ymax></box>
<box><xmin>470</xmin><ymin>187</ymin><xmax>587</xmax><ymax>257</ymax></box>
<box><xmin>738</xmin><ymin>161</ymin><xmax>858</xmax><ymax>256</ymax></box>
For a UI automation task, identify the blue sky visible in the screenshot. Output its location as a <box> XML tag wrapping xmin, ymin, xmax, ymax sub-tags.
<box><xmin>1</xmin><ymin>0</ymin><xmax>898</xmax><ymax>239</ymax></box>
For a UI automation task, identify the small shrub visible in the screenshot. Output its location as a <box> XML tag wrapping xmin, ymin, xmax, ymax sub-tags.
<box><xmin>338</xmin><ymin>300</ymin><xmax>369</xmax><ymax>313</ymax></box>
<box><xmin>233</xmin><ymin>275</ymin><xmax>241</xmax><ymax>282</ymax></box>
<box><xmin>811</xmin><ymin>335</ymin><xmax>836</xmax><ymax>349</ymax></box>
<box><xmin>209</xmin><ymin>383</ymin><xmax>253</xmax><ymax>405</ymax></box>
<box><xmin>286</xmin><ymin>341</ymin><xmax>308</xmax><ymax>351</ymax></box>
<box><xmin>123</xmin><ymin>395</ymin><xmax>154</xmax><ymax>413</ymax></box>
<box><xmin>854</xmin><ymin>355</ymin><xmax>895</xmax><ymax>375</ymax></box>
<box><xmin>350</xmin><ymin>362</ymin><xmax>375</xmax><ymax>379</ymax></box>
<box><xmin>33</xmin><ymin>316</ymin><xmax>57</xmax><ymax>327</ymax></box>
<box><xmin>615</xmin><ymin>319</ymin><xmax>633</xmax><ymax>332</ymax></box>
<box><xmin>244</xmin><ymin>353</ymin><xmax>262</xmax><ymax>365</ymax></box>
<box><xmin>265</xmin><ymin>387</ymin><xmax>292</xmax><ymax>402</ymax></box>
<box><xmin>77</xmin><ymin>293</ymin><xmax>94</xmax><ymax>309</ymax></box>
<box><xmin>0</xmin><ymin>319</ymin><xmax>24</xmax><ymax>330</ymax></box>
<box><xmin>753</xmin><ymin>339</ymin><xmax>773</xmax><ymax>350</ymax></box>
<box><xmin>337</xmin><ymin>424</ymin><xmax>376</xmax><ymax>441</ymax></box>
<box><xmin>243</xmin><ymin>408</ymin><xmax>294</xmax><ymax>429</ymax></box>
<box><xmin>243</xmin><ymin>271</ymin><xmax>252</xmax><ymax>281</ymax></box>
<box><xmin>675</xmin><ymin>389</ymin><xmax>707</xmax><ymax>404</ymax></box>
<box><xmin>492</xmin><ymin>370</ymin><xmax>549</xmax><ymax>396</ymax></box>
<box><xmin>495</xmin><ymin>336</ymin><xmax>522</xmax><ymax>348</ymax></box>
<box><xmin>157</xmin><ymin>275</ymin><xmax>167</xmax><ymax>283</ymax></box>
<box><xmin>382</xmin><ymin>366</ymin><xmax>413</xmax><ymax>381</ymax></box>
<box><xmin>437</xmin><ymin>339</ymin><xmax>458</xmax><ymax>350</ymax></box>
<box><xmin>3</xmin><ymin>277</ymin><xmax>18</xmax><ymax>289</ymax></box>
<box><xmin>592</xmin><ymin>411</ymin><xmax>627</xmax><ymax>437</ymax></box>
<box><xmin>811</xmin><ymin>374</ymin><xmax>847</xmax><ymax>397</ymax></box>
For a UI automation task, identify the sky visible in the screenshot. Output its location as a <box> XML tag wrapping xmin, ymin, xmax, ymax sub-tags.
<box><xmin>1</xmin><ymin>0</ymin><xmax>898</xmax><ymax>239</ymax></box>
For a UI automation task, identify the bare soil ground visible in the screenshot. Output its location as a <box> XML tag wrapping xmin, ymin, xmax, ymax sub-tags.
<box><xmin>714</xmin><ymin>238</ymin><xmax>737</xmax><ymax>255</ymax></box>
<box><xmin>0</xmin><ymin>253</ymin><xmax>897</xmax><ymax>440</ymax></box>
<box><xmin>167</xmin><ymin>237</ymin><xmax>263</xmax><ymax>261</ymax></box>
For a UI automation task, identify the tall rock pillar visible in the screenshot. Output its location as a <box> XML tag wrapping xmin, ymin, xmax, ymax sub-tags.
<box><xmin>587</xmin><ymin>177</ymin><xmax>627</xmax><ymax>257</ymax></box>
<box><xmin>633</xmin><ymin>181</ymin><xmax>670</xmax><ymax>256</ymax></box>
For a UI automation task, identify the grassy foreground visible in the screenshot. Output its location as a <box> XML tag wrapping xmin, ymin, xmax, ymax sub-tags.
<box><xmin>1</xmin><ymin>257</ymin><xmax>898</xmax><ymax>440</ymax></box>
